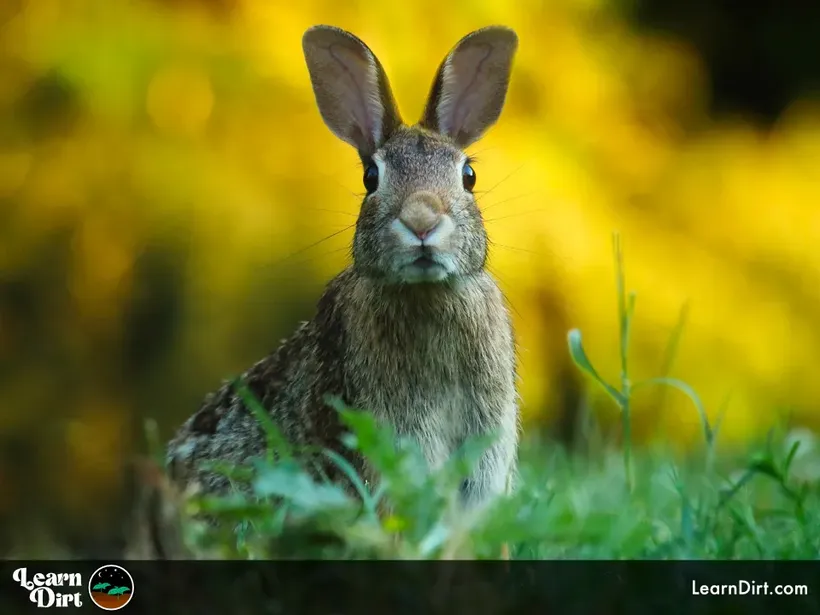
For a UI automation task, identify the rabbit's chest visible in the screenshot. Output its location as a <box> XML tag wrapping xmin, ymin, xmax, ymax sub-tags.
<box><xmin>341</xmin><ymin>274</ymin><xmax>516</xmax><ymax>469</ymax></box>
<box><xmin>357</xmin><ymin>361</ymin><xmax>471</xmax><ymax>467</ymax></box>
<box><xmin>347</xmin><ymin>323</ymin><xmax>506</xmax><ymax>468</ymax></box>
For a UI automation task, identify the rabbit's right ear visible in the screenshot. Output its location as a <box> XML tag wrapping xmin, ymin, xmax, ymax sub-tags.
<box><xmin>420</xmin><ymin>27</ymin><xmax>518</xmax><ymax>147</ymax></box>
<box><xmin>303</xmin><ymin>26</ymin><xmax>403</xmax><ymax>158</ymax></box>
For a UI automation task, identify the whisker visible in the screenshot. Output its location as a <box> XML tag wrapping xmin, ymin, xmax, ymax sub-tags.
<box><xmin>474</xmin><ymin>163</ymin><xmax>527</xmax><ymax>200</ymax></box>
<box><xmin>479</xmin><ymin>192</ymin><xmax>536</xmax><ymax>214</ymax></box>
<box><xmin>452</xmin><ymin>190</ymin><xmax>530</xmax><ymax>221</ymax></box>
<box><xmin>315</xmin><ymin>169</ymin><xmax>362</xmax><ymax>200</ymax></box>
<box><xmin>285</xmin><ymin>245</ymin><xmax>352</xmax><ymax>270</ymax></box>
<box><xmin>466</xmin><ymin>147</ymin><xmax>492</xmax><ymax>158</ymax></box>
<box><xmin>447</xmin><ymin>165</ymin><xmax>528</xmax><ymax>221</ymax></box>
<box><xmin>488</xmin><ymin>240</ymin><xmax>543</xmax><ymax>256</ymax></box>
<box><xmin>466</xmin><ymin>145</ymin><xmax>505</xmax><ymax>164</ymax></box>
<box><xmin>311</xmin><ymin>222</ymin><xmax>360</xmax><ymax>230</ymax></box>
<box><xmin>486</xmin><ymin>263</ymin><xmax>524</xmax><ymax>321</ymax></box>
<box><xmin>268</xmin><ymin>223</ymin><xmax>356</xmax><ymax>268</ymax></box>
<box><xmin>484</xmin><ymin>208</ymin><xmax>548</xmax><ymax>224</ymax></box>
<box><xmin>300</xmin><ymin>207</ymin><xmax>358</xmax><ymax>218</ymax></box>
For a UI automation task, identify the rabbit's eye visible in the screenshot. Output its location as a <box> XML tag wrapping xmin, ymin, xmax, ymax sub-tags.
<box><xmin>363</xmin><ymin>164</ymin><xmax>379</xmax><ymax>194</ymax></box>
<box><xmin>462</xmin><ymin>163</ymin><xmax>476</xmax><ymax>192</ymax></box>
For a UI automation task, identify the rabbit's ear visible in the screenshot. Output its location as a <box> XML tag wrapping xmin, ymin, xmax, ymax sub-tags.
<box><xmin>420</xmin><ymin>27</ymin><xmax>518</xmax><ymax>147</ymax></box>
<box><xmin>303</xmin><ymin>26</ymin><xmax>403</xmax><ymax>158</ymax></box>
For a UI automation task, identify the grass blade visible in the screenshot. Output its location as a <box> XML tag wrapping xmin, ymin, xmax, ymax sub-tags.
<box><xmin>567</xmin><ymin>329</ymin><xmax>625</xmax><ymax>407</ymax></box>
<box><xmin>634</xmin><ymin>377</ymin><xmax>712</xmax><ymax>446</ymax></box>
<box><xmin>233</xmin><ymin>377</ymin><xmax>293</xmax><ymax>463</ymax></box>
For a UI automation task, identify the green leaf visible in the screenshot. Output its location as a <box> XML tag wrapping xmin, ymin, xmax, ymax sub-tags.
<box><xmin>442</xmin><ymin>432</ymin><xmax>496</xmax><ymax>484</ymax></box>
<box><xmin>747</xmin><ymin>454</ymin><xmax>781</xmax><ymax>481</ymax></box>
<box><xmin>252</xmin><ymin>460</ymin><xmax>352</xmax><ymax>512</ymax></box>
<box><xmin>633</xmin><ymin>377</ymin><xmax>712</xmax><ymax>444</ymax></box>
<box><xmin>322</xmin><ymin>448</ymin><xmax>380</xmax><ymax>519</ymax></box>
<box><xmin>327</xmin><ymin>397</ymin><xmax>388</xmax><ymax>458</ymax></box>
<box><xmin>783</xmin><ymin>440</ymin><xmax>801</xmax><ymax>476</ymax></box>
<box><xmin>418</xmin><ymin>521</ymin><xmax>450</xmax><ymax>558</ymax></box>
<box><xmin>711</xmin><ymin>392</ymin><xmax>731</xmax><ymax>442</ymax></box>
<box><xmin>718</xmin><ymin>468</ymin><xmax>756</xmax><ymax>507</ymax></box>
<box><xmin>659</xmin><ymin>301</ymin><xmax>690</xmax><ymax>380</ymax></box>
<box><xmin>328</xmin><ymin>397</ymin><xmax>416</xmax><ymax>477</ymax></box>
<box><xmin>567</xmin><ymin>329</ymin><xmax>625</xmax><ymax>406</ymax></box>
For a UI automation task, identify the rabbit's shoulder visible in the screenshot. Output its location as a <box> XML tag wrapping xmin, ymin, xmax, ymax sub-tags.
<box><xmin>165</xmin><ymin>269</ymin><xmax>359</xmax><ymax>485</ymax></box>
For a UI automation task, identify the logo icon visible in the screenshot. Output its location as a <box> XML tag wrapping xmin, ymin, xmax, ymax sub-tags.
<box><xmin>88</xmin><ymin>565</ymin><xmax>134</xmax><ymax>611</ymax></box>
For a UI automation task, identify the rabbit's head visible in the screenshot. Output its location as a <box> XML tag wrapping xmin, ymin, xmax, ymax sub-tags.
<box><xmin>303</xmin><ymin>26</ymin><xmax>517</xmax><ymax>284</ymax></box>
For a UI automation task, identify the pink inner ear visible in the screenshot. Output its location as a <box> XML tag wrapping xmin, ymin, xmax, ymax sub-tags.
<box><xmin>439</xmin><ymin>44</ymin><xmax>494</xmax><ymax>136</ymax></box>
<box><xmin>327</xmin><ymin>44</ymin><xmax>383</xmax><ymax>147</ymax></box>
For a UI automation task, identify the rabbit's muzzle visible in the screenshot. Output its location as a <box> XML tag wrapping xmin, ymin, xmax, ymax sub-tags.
<box><xmin>389</xmin><ymin>191</ymin><xmax>458</xmax><ymax>283</ymax></box>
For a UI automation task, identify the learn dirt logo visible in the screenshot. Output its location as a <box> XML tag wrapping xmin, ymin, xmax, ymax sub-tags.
<box><xmin>88</xmin><ymin>565</ymin><xmax>134</xmax><ymax>611</ymax></box>
<box><xmin>12</xmin><ymin>567</ymin><xmax>84</xmax><ymax>608</ymax></box>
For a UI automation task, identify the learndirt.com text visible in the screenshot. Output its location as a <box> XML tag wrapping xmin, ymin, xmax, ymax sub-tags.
<box><xmin>692</xmin><ymin>580</ymin><xmax>809</xmax><ymax>597</ymax></box>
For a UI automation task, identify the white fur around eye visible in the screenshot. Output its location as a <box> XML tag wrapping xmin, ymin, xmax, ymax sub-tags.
<box><xmin>374</xmin><ymin>157</ymin><xmax>387</xmax><ymax>188</ymax></box>
<box><xmin>456</xmin><ymin>153</ymin><xmax>468</xmax><ymax>182</ymax></box>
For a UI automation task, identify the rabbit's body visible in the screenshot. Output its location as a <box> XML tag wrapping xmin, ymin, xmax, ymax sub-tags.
<box><xmin>167</xmin><ymin>26</ymin><xmax>520</xmax><ymax>511</ymax></box>
<box><xmin>168</xmin><ymin>265</ymin><xmax>516</xmax><ymax>505</ymax></box>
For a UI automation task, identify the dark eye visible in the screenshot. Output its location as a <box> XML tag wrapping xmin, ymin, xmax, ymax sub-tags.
<box><xmin>462</xmin><ymin>163</ymin><xmax>476</xmax><ymax>192</ymax></box>
<box><xmin>363</xmin><ymin>163</ymin><xmax>379</xmax><ymax>194</ymax></box>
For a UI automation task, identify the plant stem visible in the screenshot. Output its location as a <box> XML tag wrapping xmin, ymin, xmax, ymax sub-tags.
<box><xmin>613</xmin><ymin>232</ymin><xmax>634</xmax><ymax>492</ymax></box>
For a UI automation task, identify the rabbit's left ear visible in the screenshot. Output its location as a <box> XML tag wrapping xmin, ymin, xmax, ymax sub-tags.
<box><xmin>420</xmin><ymin>27</ymin><xmax>518</xmax><ymax>147</ymax></box>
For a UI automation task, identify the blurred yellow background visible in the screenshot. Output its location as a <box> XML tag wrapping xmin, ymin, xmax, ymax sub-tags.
<box><xmin>1</xmin><ymin>0</ymin><xmax>819</xmax><ymax>548</ymax></box>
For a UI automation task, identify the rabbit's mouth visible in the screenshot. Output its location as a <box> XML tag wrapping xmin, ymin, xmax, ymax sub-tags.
<box><xmin>398</xmin><ymin>254</ymin><xmax>451</xmax><ymax>284</ymax></box>
<box><xmin>412</xmin><ymin>256</ymin><xmax>437</xmax><ymax>269</ymax></box>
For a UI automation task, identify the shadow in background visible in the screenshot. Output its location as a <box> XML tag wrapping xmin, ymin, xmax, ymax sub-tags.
<box><xmin>629</xmin><ymin>0</ymin><xmax>820</xmax><ymax>123</ymax></box>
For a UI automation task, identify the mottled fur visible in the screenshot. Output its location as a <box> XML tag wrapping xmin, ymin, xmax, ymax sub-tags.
<box><xmin>167</xmin><ymin>25</ymin><xmax>520</xmax><ymax>511</ymax></box>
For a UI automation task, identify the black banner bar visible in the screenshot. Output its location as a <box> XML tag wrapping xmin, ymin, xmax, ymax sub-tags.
<box><xmin>1</xmin><ymin>561</ymin><xmax>817</xmax><ymax>614</ymax></box>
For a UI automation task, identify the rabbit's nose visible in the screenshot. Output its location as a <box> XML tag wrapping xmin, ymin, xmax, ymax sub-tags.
<box><xmin>401</xmin><ymin>215</ymin><xmax>442</xmax><ymax>240</ymax></box>
<box><xmin>398</xmin><ymin>192</ymin><xmax>445</xmax><ymax>240</ymax></box>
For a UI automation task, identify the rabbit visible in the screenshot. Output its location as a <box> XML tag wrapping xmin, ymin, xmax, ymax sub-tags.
<box><xmin>166</xmin><ymin>25</ymin><xmax>520</xmax><ymax>513</ymax></box>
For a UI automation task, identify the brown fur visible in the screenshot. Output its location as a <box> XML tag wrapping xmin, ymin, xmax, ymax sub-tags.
<box><xmin>166</xmin><ymin>25</ymin><xmax>520</xmax><ymax>513</ymax></box>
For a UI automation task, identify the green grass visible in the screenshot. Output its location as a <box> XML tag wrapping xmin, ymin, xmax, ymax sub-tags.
<box><xmin>169</xmin><ymin>233</ymin><xmax>820</xmax><ymax>560</ymax></box>
<box><xmin>175</xmin><ymin>425</ymin><xmax>820</xmax><ymax>560</ymax></box>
